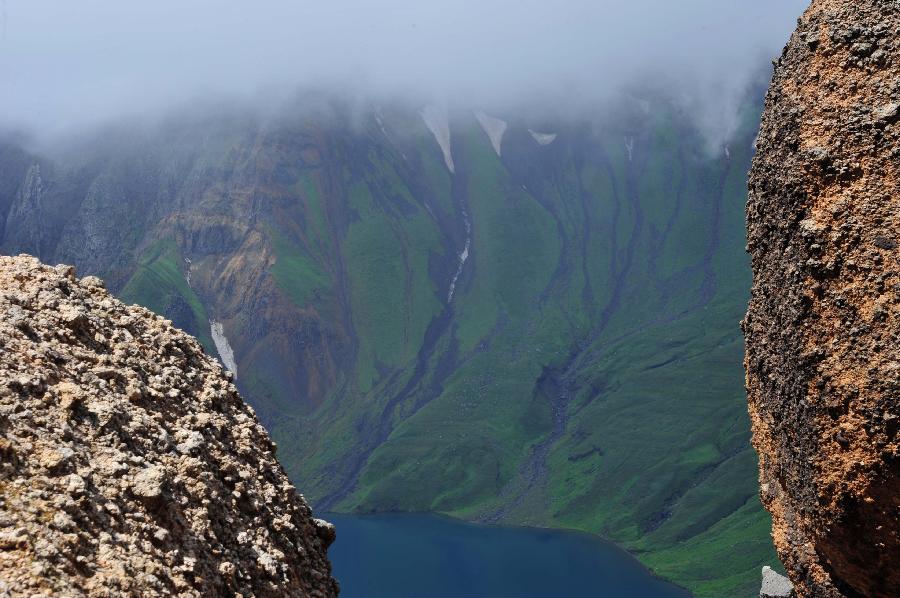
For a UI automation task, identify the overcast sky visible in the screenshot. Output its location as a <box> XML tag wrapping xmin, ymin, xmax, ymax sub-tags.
<box><xmin>0</xmin><ymin>0</ymin><xmax>807</xmax><ymax>138</ymax></box>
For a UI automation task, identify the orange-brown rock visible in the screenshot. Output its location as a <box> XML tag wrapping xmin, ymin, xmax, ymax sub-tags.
<box><xmin>0</xmin><ymin>255</ymin><xmax>339</xmax><ymax>597</ymax></box>
<box><xmin>745</xmin><ymin>1</ymin><xmax>900</xmax><ymax>596</ymax></box>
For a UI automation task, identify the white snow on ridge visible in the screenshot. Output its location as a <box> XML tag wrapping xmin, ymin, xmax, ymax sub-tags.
<box><xmin>420</xmin><ymin>105</ymin><xmax>455</xmax><ymax>173</ymax></box>
<box><xmin>474</xmin><ymin>111</ymin><xmax>507</xmax><ymax>157</ymax></box>
<box><xmin>210</xmin><ymin>320</ymin><xmax>238</xmax><ymax>378</ymax></box>
<box><xmin>528</xmin><ymin>130</ymin><xmax>557</xmax><ymax>146</ymax></box>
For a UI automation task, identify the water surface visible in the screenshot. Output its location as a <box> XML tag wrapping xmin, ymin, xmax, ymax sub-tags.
<box><xmin>327</xmin><ymin>513</ymin><xmax>691</xmax><ymax>598</ymax></box>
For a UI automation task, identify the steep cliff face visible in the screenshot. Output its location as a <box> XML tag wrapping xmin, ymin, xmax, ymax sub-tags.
<box><xmin>746</xmin><ymin>1</ymin><xmax>900</xmax><ymax>596</ymax></box>
<box><xmin>0</xmin><ymin>256</ymin><xmax>338</xmax><ymax>597</ymax></box>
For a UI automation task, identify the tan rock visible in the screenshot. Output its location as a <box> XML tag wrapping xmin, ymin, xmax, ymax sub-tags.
<box><xmin>130</xmin><ymin>466</ymin><xmax>166</xmax><ymax>500</ymax></box>
<box><xmin>746</xmin><ymin>1</ymin><xmax>900</xmax><ymax>596</ymax></box>
<box><xmin>0</xmin><ymin>529</ymin><xmax>28</xmax><ymax>550</ymax></box>
<box><xmin>0</xmin><ymin>255</ymin><xmax>338</xmax><ymax>597</ymax></box>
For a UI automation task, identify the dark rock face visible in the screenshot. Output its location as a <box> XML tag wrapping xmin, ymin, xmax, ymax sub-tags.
<box><xmin>0</xmin><ymin>256</ymin><xmax>338</xmax><ymax>597</ymax></box>
<box><xmin>745</xmin><ymin>1</ymin><xmax>900</xmax><ymax>596</ymax></box>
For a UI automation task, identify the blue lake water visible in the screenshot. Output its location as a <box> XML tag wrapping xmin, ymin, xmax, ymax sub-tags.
<box><xmin>326</xmin><ymin>513</ymin><xmax>691</xmax><ymax>598</ymax></box>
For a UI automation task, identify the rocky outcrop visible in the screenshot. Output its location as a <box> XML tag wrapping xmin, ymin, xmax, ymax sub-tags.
<box><xmin>0</xmin><ymin>255</ymin><xmax>338</xmax><ymax>596</ymax></box>
<box><xmin>745</xmin><ymin>1</ymin><xmax>900</xmax><ymax>596</ymax></box>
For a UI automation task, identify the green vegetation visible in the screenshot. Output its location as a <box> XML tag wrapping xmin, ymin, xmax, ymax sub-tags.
<box><xmin>341</xmin><ymin>166</ymin><xmax>443</xmax><ymax>391</ymax></box>
<box><xmin>453</xmin><ymin>128</ymin><xmax>562</xmax><ymax>349</ymax></box>
<box><xmin>98</xmin><ymin>98</ymin><xmax>774</xmax><ymax>597</ymax></box>
<box><xmin>285</xmin><ymin>100</ymin><xmax>773</xmax><ymax>597</ymax></box>
<box><xmin>119</xmin><ymin>238</ymin><xmax>215</xmax><ymax>352</ymax></box>
<box><xmin>268</xmin><ymin>225</ymin><xmax>331</xmax><ymax>307</ymax></box>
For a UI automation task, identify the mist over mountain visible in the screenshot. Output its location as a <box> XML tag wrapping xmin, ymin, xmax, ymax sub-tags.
<box><xmin>2</xmin><ymin>0</ymin><xmax>804</xmax><ymax>142</ymax></box>
<box><xmin>1</xmin><ymin>77</ymin><xmax>774</xmax><ymax>597</ymax></box>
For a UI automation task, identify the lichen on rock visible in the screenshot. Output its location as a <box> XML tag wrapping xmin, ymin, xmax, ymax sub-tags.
<box><xmin>745</xmin><ymin>1</ymin><xmax>900</xmax><ymax>596</ymax></box>
<box><xmin>0</xmin><ymin>255</ymin><xmax>338</xmax><ymax>597</ymax></box>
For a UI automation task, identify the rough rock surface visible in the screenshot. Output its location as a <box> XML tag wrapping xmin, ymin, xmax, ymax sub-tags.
<box><xmin>745</xmin><ymin>1</ymin><xmax>900</xmax><ymax>596</ymax></box>
<box><xmin>0</xmin><ymin>255</ymin><xmax>339</xmax><ymax>596</ymax></box>
<box><xmin>761</xmin><ymin>566</ymin><xmax>795</xmax><ymax>598</ymax></box>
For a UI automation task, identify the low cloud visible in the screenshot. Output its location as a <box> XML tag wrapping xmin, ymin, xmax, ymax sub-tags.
<box><xmin>0</xmin><ymin>0</ymin><xmax>807</xmax><ymax>139</ymax></box>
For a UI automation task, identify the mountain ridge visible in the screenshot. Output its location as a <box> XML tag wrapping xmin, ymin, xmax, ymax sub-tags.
<box><xmin>2</xmin><ymin>91</ymin><xmax>771</xmax><ymax>596</ymax></box>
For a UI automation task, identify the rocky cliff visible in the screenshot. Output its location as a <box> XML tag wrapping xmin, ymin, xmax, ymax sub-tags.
<box><xmin>0</xmin><ymin>255</ymin><xmax>338</xmax><ymax>596</ymax></box>
<box><xmin>745</xmin><ymin>1</ymin><xmax>900</xmax><ymax>596</ymax></box>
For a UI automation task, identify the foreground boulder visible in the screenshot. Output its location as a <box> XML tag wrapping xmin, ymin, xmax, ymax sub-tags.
<box><xmin>0</xmin><ymin>255</ymin><xmax>338</xmax><ymax>596</ymax></box>
<box><xmin>745</xmin><ymin>1</ymin><xmax>899</xmax><ymax>596</ymax></box>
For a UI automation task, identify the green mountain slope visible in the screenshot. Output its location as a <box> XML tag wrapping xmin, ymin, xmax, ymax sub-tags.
<box><xmin>0</xmin><ymin>92</ymin><xmax>772</xmax><ymax>596</ymax></box>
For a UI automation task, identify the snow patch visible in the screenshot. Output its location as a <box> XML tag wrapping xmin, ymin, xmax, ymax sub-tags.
<box><xmin>474</xmin><ymin>111</ymin><xmax>507</xmax><ymax>157</ymax></box>
<box><xmin>624</xmin><ymin>137</ymin><xmax>635</xmax><ymax>162</ymax></box>
<box><xmin>210</xmin><ymin>321</ymin><xmax>238</xmax><ymax>378</ymax></box>
<box><xmin>420</xmin><ymin>105</ymin><xmax>454</xmax><ymax>173</ymax></box>
<box><xmin>184</xmin><ymin>257</ymin><xmax>192</xmax><ymax>287</ymax></box>
<box><xmin>375</xmin><ymin>112</ymin><xmax>391</xmax><ymax>141</ymax></box>
<box><xmin>528</xmin><ymin>130</ymin><xmax>557</xmax><ymax>146</ymax></box>
<box><xmin>447</xmin><ymin>208</ymin><xmax>471</xmax><ymax>304</ymax></box>
<box><xmin>374</xmin><ymin>112</ymin><xmax>389</xmax><ymax>139</ymax></box>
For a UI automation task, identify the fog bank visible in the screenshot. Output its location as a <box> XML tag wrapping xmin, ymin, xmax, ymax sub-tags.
<box><xmin>0</xmin><ymin>0</ymin><xmax>807</xmax><ymax>139</ymax></box>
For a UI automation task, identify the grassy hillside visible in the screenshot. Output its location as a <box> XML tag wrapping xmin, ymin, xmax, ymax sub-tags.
<box><xmin>119</xmin><ymin>239</ymin><xmax>216</xmax><ymax>353</ymax></box>
<box><xmin>287</xmin><ymin>99</ymin><xmax>771</xmax><ymax>597</ymax></box>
